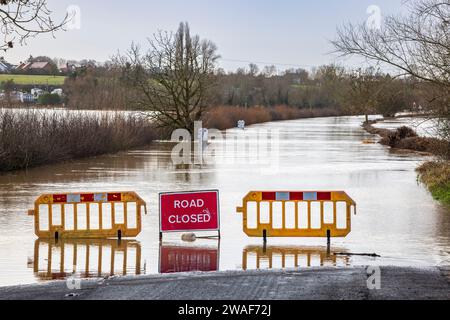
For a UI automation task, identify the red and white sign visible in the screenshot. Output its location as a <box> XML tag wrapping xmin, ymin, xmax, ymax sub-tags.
<box><xmin>159</xmin><ymin>190</ymin><xmax>220</xmax><ymax>233</ymax></box>
<box><xmin>159</xmin><ymin>246</ymin><xmax>219</xmax><ymax>274</ymax></box>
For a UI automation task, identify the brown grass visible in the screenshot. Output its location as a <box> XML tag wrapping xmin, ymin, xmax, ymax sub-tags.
<box><xmin>0</xmin><ymin>109</ymin><xmax>158</xmax><ymax>172</ymax></box>
<box><xmin>417</xmin><ymin>161</ymin><xmax>450</xmax><ymax>206</ymax></box>
<box><xmin>203</xmin><ymin>105</ymin><xmax>344</xmax><ymax>130</ymax></box>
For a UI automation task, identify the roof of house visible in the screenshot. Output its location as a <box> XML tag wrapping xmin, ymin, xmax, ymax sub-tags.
<box><xmin>0</xmin><ymin>58</ymin><xmax>14</xmax><ymax>71</ymax></box>
<box><xmin>17</xmin><ymin>61</ymin><xmax>51</xmax><ymax>70</ymax></box>
<box><xmin>29</xmin><ymin>62</ymin><xmax>50</xmax><ymax>69</ymax></box>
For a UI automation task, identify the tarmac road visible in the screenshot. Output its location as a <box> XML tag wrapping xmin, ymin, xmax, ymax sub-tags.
<box><xmin>0</xmin><ymin>267</ymin><xmax>449</xmax><ymax>300</ymax></box>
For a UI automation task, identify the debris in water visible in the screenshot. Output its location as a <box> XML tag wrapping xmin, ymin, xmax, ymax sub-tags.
<box><xmin>181</xmin><ymin>233</ymin><xmax>197</xmax><ymax>242</ymax></box>
<box><xmin>334</xmin><ymin>252</ymin><xmax>381</xmax><ymax>258</ymax></box>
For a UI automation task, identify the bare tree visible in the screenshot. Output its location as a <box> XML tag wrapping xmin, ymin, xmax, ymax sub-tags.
<box><xmin>332</xmin><ymin>0</ymin><xmax>449</xmax><ymax>139</ymax></box>
<box><xmin>341</xmin><ymin>67</ymin><xmax>381</xmax><ymax>123</ymax></box>
<box><xmin>332</xmin><ymin>0</ymin><xmax>449</xmax><ymax>86</ymax></box>
<box><xmin>0</xmin><ymin>0</ymin><xmax>68</xmax><ymax>51</ymax></box>
<box><xmin>119</xmin><ymin>22</ymin><xmax>219</xmax><ymax>133</ymax></box>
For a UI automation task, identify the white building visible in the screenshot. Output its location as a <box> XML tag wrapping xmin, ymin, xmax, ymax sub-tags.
<box><xmin>51</xmin><ymin>88</ymin><xmax>63</xmax><ymax>96</ymax></box>
<box><xmin>18</xmin><ymin>92</ymin><xmax>35</xmax><ymax>103</ymax></box>
<box><xmin>31</xmin><ymin>88</ymin><xmax>44</xmax><ymax>98</ymax></box>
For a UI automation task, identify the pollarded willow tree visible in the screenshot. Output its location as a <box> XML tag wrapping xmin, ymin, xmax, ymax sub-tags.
<box><xmin>332</xmin><ymin>0</ymin><xmax>449</xmax><ymax>141</ymax></box>
<box><xmin>119</xmin><ymin>22</ymin><xmax>220</xmax><ymax>133</ymax></box>
<box><xmin>0</xmin><ymin>0</ymin><xmax>68</xmax><ymax>51</ymax></box>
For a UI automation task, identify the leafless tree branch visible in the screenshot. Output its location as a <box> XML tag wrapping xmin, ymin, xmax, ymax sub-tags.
<box><xmin>0</xmin><ymin>0</ymin><xmax>69</xmax><ymax>51</ymax></box>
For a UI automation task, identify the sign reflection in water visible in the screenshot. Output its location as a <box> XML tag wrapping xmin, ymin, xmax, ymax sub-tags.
<box><xmin>242</xmin><ymin>246</ymin><xmax>350</xmax><ymax>270</ymax></box>
<box><xmin>159</xmin><ymin>244</ymin><xmax>219</xmax><ymax>274</ymax></box>
<box><xmin>32</xmin><ymin>239</ymin><xmax>143</xmax><ymax>281</ymax></box>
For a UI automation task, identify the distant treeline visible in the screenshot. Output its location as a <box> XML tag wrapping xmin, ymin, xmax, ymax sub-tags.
<box><xmin>62</xmin><ymin>63</ymin><xmax>421</xmax><ymax>119</ymax></box>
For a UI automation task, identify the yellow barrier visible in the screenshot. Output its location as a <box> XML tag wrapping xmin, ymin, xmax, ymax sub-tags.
<box><xmin>236</xmin><ymin>191</ymin><xmax>356</xmax><ymax>238</ymax></box>
<box><xmin>32</xmin><ymin>239</ymin><xmax>142</xmax><ymax>280</ymax></box>
<box><xmin>242</xmin><ymin>246</ymin><xmax>350</xmax><ymax>270</ymax></box>
<box><xmin>28</xmin><ymin>192</ymin><xmax>147</xmax><ymax>239</ymax></box>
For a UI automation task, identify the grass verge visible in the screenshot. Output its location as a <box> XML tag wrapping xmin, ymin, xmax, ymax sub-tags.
<box><xmin>417</xmin><ymin>161</ymin><xmax>450</xmax><ymax>206</ymax></box>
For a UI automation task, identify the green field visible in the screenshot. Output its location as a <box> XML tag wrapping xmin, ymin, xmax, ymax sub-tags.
<box><xmin>0</xmin><ymin>74</ymin><xmax>66</xmax><ymax>86</ymax></box>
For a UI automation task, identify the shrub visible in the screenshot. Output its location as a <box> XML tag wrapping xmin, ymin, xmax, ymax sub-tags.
<box><xmin>38</xmin><ymin>93</ymin><xmax>61</xmax><ymax>105</ymax></box>
<box><xmin>385</xmin><ymin>126</ymin><xmax>418</xmax><ymax>147</ymax></box>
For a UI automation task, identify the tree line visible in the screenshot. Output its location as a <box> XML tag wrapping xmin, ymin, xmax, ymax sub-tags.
<box><xmin>63</xmin><ymin>48</ymin><xmax>421</xmax><ymax>125</ymax></box>
<box><xmin>3</xmin><ymin>0</ymin><xmax>444</xmax><ymax>141</ymax></box>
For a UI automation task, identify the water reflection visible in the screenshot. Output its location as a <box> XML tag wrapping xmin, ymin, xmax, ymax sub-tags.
<box><xmin>242</xmin><ymin>246</ymin><xmax>350</xmax><ymax>270</ymax></box>
<box><xmin>159</xmin><ymin>244</ymin><xmax>219</xmax><ymax>274</ymax></box>
<box><xmin>0</xmin><ymin>115</ymin><xmax>448</xmax><ymax>287</ymax></box>
<box><xmin>32</xmin><ymin>239</ymin><xmax>143</xmax><ymax>281</ymax></box>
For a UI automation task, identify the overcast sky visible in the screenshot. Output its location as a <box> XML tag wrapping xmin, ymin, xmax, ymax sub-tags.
<box><xmin>5</xmin><ymin>0</ymin><xmax>407</xmax><ymax>71</ymax></box>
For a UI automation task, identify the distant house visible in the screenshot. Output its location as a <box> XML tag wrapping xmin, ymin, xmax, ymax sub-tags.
<box><xmin>58</xmin><ymin>62</ymin><xmax>81</xmax><ymax>74</ymax></box>
<box><xmin>0</xmin><ymin>57</ymin><xmax>14</xmax><ymax>73</ymax></box>
<box><xmin>51</xmin><ymin>88</ymin><xmax>63</xmax><ymax>96</ymax></box>
<box><xmin>18</xmin><ymin>92</ymin><xmax>35</xmax><ymax>103</ymax></box>
<box><xmin>31</xmin><ymin>88</ymin><xmax>45</xmax><ymax>98</ymax></box>
<box><xmin>17</xmin><ymin>61</ymin><xmax>54</xmax><ymax>74</ymax></box>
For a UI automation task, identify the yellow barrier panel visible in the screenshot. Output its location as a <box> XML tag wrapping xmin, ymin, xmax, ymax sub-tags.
<box><xmin>242</xmin><ymin>246</ymin><xmax>350</xmax><ymax>270</ymax></box>
<box><xmin>28</xmin><ymin>192</ymin><xmax>147</xmax><ymax>239</ymax></box>
<box><xmin>32</xmin><ymin>239</ymin><xmax>142</xmax><ymax>280</ymax></box>
<box><xmin>236</xmin><ymin>191</ymin><xmax>356</xmax><ymax>238</ymax></box>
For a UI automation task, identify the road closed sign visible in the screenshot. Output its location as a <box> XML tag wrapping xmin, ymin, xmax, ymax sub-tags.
<box><xmin>159</xmin><ymin>190</ymin><xmax>220</xmax><ymax>233</ymax></box>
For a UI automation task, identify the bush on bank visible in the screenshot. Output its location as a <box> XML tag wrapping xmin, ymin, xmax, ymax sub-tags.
<box><xmin>0</xmin><ymin>109</ymin><xmax>158</xmax><ymax>172</ymax></box>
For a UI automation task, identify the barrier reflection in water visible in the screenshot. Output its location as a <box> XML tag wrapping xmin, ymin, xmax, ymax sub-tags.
<box><xmin>242</xmin><ymin>246</ymin><xmax>350</xmax><ymax>270</ymax></box>
<box><xmin>33</xmin><ymin>239</ymin><xmax>143</xmax><ymax>281</ymax></box>
<box><xmin>159</xmin><ymin>244</ymin><xmax>219</xmax><ymax>274</ymax></box>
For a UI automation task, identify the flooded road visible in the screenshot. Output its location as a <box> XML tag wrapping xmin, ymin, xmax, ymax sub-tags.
<box><xmin>0</xmin><ymin>116</ymin><xmax>449</xmax><ymax>287</ymax></box>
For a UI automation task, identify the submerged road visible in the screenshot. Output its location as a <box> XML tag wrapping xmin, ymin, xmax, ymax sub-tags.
<box><xmin>1</xmin><ymin>267</ymin><xmax>449</xmax><ymax>300</ymax></box>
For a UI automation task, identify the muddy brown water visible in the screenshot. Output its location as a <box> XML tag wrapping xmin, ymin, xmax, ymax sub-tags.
<box><xmin>0</xmin><ymin>115</ymin><xmax>449</xmax><ymax>287</ymax></box>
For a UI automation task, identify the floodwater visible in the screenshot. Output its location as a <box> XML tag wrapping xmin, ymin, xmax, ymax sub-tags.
<box><xmin>0</xmin><ymin>115</ymin><xmax>449</xmax><ymax>287</ymax></box>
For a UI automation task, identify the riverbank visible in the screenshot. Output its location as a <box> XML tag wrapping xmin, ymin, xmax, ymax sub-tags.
<box><xmin>0</xmin><ymin>109</ymin><xmax>158</xmax><ymax>172</ymax></box>
<box><xmin>0</xmin><ymin>267</ymin><xmax>448</xmax><ymax>300</ymax></box>
<box><xmin>204</xmin><ymin>105</ymin><xmax>345</xmax><ymax>130</ymax></box>
<box><xmin>363</xmin><ymin>119</ymin><xmax>447</xmax><ymax>155</ymax></box>
<box><xmin>363</xmin><ymin>118</ymin><xmax>450</xmax><ymax>207</ymax></box>
<box><xmin>417</xmin><ymin>161</ymin><xmax>450</xmax><ymax>206</ymax></box>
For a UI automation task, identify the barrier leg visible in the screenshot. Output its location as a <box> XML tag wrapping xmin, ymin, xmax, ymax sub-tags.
<box><xmin>327</xmin><ymin>229</ymin><xmax>331</xmax><ymax>254</ymax></box>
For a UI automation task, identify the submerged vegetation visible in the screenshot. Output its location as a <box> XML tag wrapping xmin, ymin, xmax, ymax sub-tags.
<box><xmin>0</xmin><ymin>109</ymin><xmax>158</xmax><ymax>172</ymax></box>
